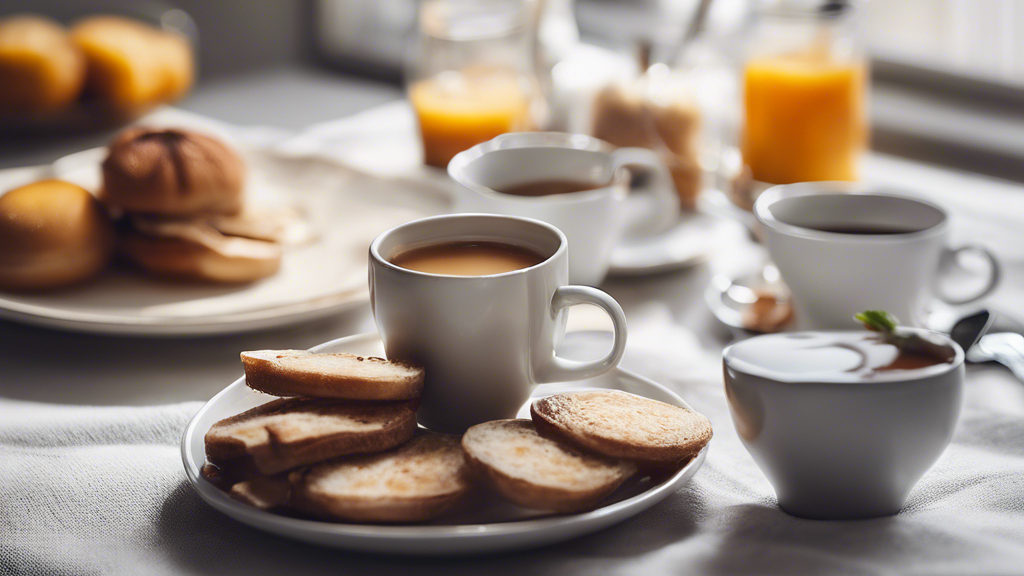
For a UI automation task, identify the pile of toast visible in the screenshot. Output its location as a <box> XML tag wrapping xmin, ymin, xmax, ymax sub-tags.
<box><xmin>203</xmin><ymin>349</ymin><xmax>713</xmax><ymax>523</ymax></box>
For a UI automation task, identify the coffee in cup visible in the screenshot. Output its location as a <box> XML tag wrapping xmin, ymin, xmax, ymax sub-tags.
<box><xmin>390</xmin><ymin>241</ymin><xmax>545</xmax><ymax>276</ymax></box>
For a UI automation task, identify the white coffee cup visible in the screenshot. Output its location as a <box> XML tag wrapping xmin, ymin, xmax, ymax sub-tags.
<box><xmin>754</xmin><ymin>182</ymin><xmax>1000</xmax><ymax>329</ymax></box>
<box><xmin>369</xmin><ymin>213</ymin><xmax>628</xmax><ymax>433</ymax></box>
<box><xmin>724</xmin><ymin>329</ymin><xmax>965</xmax><ymax>520</ymax></box>
<box><xmin>448</xmin><ymin>132</ymin><xmax>680</xmax><ymax>286</ymax></box>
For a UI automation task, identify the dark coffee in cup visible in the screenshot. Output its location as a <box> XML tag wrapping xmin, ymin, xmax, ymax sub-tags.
<box><xmin>806</xmin><ymin>224</ymin><xmax>920</xmax><ymax>235</ymax></box>
<box><xmin>496</xmin><ymin>179</ymin><xmax>608</xmax><ymax>197</ymax></box>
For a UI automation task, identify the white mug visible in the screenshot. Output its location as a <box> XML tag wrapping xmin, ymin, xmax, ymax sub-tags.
<box><xmin>368</xmin><ymin>213</ymin><xmax>628</xmax><ymax>433</ymax></box>
<box><xmin>448</xmin><ymin>132</ymin><xmax>680</xmax><ymax>286</ymax></box>
<box><xmin>754</xmin><ymin>183</ymin><xmax>1000</xmax><ymax>329</ymax></box>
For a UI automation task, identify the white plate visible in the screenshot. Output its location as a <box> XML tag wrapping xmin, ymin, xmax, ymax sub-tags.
<box><xmin>0</xmin><ymin>147</ymin><xmax>452</xmax><ymax>336</ymax></box>
<box><xmin>180</xmin><ymin>331</ymin><xmax>708</xmax><ymax>555</ymax></box>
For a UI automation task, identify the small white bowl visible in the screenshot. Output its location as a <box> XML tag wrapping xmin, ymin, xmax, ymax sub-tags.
<box><xmin>723</xmin><ymin>330</ymin><xmax>964</xmax><ymax>520</ymax></box>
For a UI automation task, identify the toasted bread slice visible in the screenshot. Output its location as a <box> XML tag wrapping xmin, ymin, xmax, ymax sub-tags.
<box><xmin>240</xmin><ymin>350</ymin><xmax>424</xmax><ymax>401</ymax></box>
<box><xmin>291</xmin><ymin>431</ymin><xmax>469</xmax><ymax>523</ymax></box>
<box><xmin>229</xmin><ymin>475</ymin><xmax>292</xmax><ymax>512</ymax></box>
<box><xmin>462</xmin><ymin>419</ymin><xmax>636</xmax><ymax>513</ymax></box>
<box><xmin>531</xmin><ymin>390</ymin><xmax>712</xmax><ymax>466</ymax></box>
<box><xmin>205</xmin><ymin>398</ymin><xmax>417</xmax><ymax>475</ymax></box>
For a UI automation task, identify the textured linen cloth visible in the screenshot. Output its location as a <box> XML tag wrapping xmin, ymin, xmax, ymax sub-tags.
<box><xmin>3</xmin><ymin>316</ymin><xmax>1024</xmax><ymax>576</ymax></box>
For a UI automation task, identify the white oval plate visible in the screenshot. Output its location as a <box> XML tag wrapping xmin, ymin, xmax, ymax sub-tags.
<box><xmin>180</xmin><ymin>331</ymin><xmax>708</xmax><ymax>555</ymax></box>
<box><xmin>0</xmin><ymin>148</ymin><xmax>451</xmax><ymax>336</ymax></box>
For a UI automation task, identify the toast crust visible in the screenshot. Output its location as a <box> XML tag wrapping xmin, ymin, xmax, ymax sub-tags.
<box><xmin>205</xmin><ymin>398</ymin><xmax>417</xmax><ymax>475</ymax></box>
<box><xmin>462</xmin><ymin>419</ymin><xmax>635</xmax><ymax>513</ymax></box>
<box><xmin>241</xmin><ymin>350</ymin><xmax>424</xmax><ymax>401</ymax></box>
<box><xmin>229</xmin><ymin>475</ymin><xmax>292</xmax><ymax>511</ymax></box>
<box><xmin>531</xmin><ymin>391</ymin><xmax>712</xmax><ymax>466</ymax></box>
<box><xmin>291</xmin><ymin>431</ymin><xmax>469</xmax><ymax>523</ymax></box>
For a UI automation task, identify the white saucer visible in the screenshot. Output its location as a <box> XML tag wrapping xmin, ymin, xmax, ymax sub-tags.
<box><xmin>180</xmin><ymin>331</ymin><xmax>708</xmax><ymax>555</ymax></box>
<box><xmin>609</xmin><ymin>209</ymin><xmax>744</xmax><ymax>276</ymax></box>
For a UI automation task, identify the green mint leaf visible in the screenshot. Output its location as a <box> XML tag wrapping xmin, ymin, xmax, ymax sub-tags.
<box><xmin>854</xmin><ymin>310</ymin><xmax>899</xmax><ymax>333</ymax></box>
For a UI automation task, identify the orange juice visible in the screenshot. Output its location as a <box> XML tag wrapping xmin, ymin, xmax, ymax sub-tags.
<box><xmin>410</xmin><ymin>69</ymin><xmax>531</xmax><ymax>168</ymax></box>
<box><xmin>742</xmin><ymin>55</ymin><xmax>867</xmax><ymax>184</ymax></box>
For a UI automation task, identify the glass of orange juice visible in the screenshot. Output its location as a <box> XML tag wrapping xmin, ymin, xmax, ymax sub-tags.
<box><xmin>742</xmin><ymin>0</ymin><xmax>868</xmax><ymax>185</ymax></box>
<box><xmin>409</xmin><ymin>0</ymin><xmax>541</xmax><ymax>169</ymax></box>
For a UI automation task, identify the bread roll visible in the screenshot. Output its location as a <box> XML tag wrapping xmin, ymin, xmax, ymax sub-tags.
<box><xmin>0</xmin><ymin>180</ymin><xmax>114</xmax><ymax>291</ymax></box>
<box><xmin>0</xmin><ymin>15</ymin><xmax>86</xmax><ymax>114</ymax></box>
<box><xmin>101</xmin><ymin>127</ymin><xmax>244</xmax><ymax>216</ymax></box>
<box><xmin>71</xmin><ymin>16</ymin><xmax>193</xmax><ymax>110</ymax></box>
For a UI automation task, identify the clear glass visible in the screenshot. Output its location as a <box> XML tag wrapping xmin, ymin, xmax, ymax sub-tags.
<box><xmin>741</xmin><ymin>0</ymin><xmax>869</xmax><ymax>184</ymax></box>
<box><xmin>407</xmin><ymin>0</ymin><xmax>541</xmax><ymax>169</ymax></box>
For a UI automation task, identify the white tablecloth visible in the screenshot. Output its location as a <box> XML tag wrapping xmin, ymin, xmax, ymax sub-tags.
<box><xmin>3</xmin><ymin>104</ymin><xmax>1024</xmax><ymax>575</ymax></box>
<box><xmin>3</xmin><ymin>313</ymin><xmax>1024</xmax><ymax>575</ymax></box>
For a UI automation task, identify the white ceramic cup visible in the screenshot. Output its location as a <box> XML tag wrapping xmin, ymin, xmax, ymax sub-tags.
<box><xmin>369</xmin><ymin>213</ymin><xmax>628</xmax><ymax>433</ymax></box>
<box><xmin>754</xmin><ymin>183</ymin><xmax>1000</xmax><ymax>329</ymax></box>
<box><xmin>448</xmin><ymin>132</ymin><xmax>680</xmax><ymax>286</ymax></box>
<box><xmin>723</xmin><ymin>330</ymin><xmax>965</xmax><ymax>520</ymax></box>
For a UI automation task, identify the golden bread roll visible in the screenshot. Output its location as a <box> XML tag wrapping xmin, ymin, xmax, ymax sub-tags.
<box><xmin>101</xmin><ymin>127</ymin><xmax>245</xmax><ymax>216</ymax></box>
<box><xmin>119</xmin><ymin>216</ymin><xmax>281</xmax><ymax>283</ymax></box>
<box><xmin>0</xmin><ymin>180</ymin><xmax>114</xmax><ymax>291</ymax></box>
<box><xmin>0</xmin><ymin>15</ymin><xmax>86</xmax><ymax>114</ymax></box>
<box><xmin>71</xmin><ymin>15</ymin><xmax>193</xmax><ymax>110</ymax></box>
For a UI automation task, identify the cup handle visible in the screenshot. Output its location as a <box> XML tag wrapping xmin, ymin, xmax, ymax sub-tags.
<box><xmin>609</xmin><ymin>147</ymin><xmax>680</xmax><ymax>238</ymax></box>
<box><xmin>534</xmin><ymin>285</ymin><xmax>628</xmax><ymax>383</ymax></box>
<box><xmin>936</xmin><ymin>244</ymin><xmax>1001</xmax><ymax>305</ymax></box>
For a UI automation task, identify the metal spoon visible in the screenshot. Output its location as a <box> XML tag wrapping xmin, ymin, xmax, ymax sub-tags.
<box><xmin>949</xmin><ymin>310</ymin><xmax>995</xmax><ymax>355</ymax></box>
<box><xmin>949</xmin><ymin>310</ymin><xmax>1024</xmax><ymax>382</ymax></box>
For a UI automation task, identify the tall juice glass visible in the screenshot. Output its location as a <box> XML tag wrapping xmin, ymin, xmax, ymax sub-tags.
<box><xmin>742</xmin><ymin>1</ymin><xmax>868</xmax><ymax>185</ymax></box>
<box><xmin>409</xmin><ymin>0</ymin><xmax>540</xmax><ymax>169</ymax></box>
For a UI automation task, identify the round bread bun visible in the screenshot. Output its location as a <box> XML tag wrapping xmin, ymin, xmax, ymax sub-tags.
<box><xmin>0</xmin><ymin>15</ymin><xmax>86</xmax><ymax>114</ymax></box>
<box><xmin>0</xmin><ymin>179</ymin><xmax>114</xmax><ymax>291</ymax></box>
<box><xmin>462</xmin><ymin>419</ymin><xmax>636</xmax><ymax>513</ymax></box>
<box><xmin>101</xmin><ymin>127</ymin><xmax>244</xmax><ymax>216</ymax></box>
<box><xmin>531</xmin><ymin>390</ymin><xmax>712</xmax><ymax>467</ymax></box>
<box><xmin>70</xmin><ymin>16</ymin><xmax>194</xmax><ymax>110</ymax></box>
<box><xmin>120</xmin><ymin>216</ymin><xmax>281</xmax><ymax>283</ymax></box>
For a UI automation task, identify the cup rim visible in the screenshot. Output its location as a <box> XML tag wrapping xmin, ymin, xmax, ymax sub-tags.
<box><xmin>722</xmin><ymin>328</ymin><xmax>965</xmax><ymax>386</ymax></box>
<box><xmin>447</xmin><ymin>132</ymin><xmax>629</xmax><ymax>205</ymax></box>
<box><xmin>753</xmin><ymin>182</ymin><xmax>950</xmax><ymax>242</ymax></box>
<box><xmin>369</xmin><ymin>213</ymin><xmax>568</xmax><ymax>279</ymax></box>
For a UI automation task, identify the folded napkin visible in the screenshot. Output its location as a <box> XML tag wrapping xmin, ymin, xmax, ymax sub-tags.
<box><xmin>2</xmin><ymin>318</ymin><xmax>1023</xmax><ymax>576</ymax></box>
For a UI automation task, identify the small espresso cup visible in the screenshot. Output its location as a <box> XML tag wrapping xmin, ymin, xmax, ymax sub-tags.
<box><xmin>369</xmin><ymin>213</ymin><xmax>628</xmax><ymax>433</ymax></box>
<box><xmin>754</xmin><ymin>183</ymin><xmax>1000</xmax><ymax>329</ymax></box>
<box><xmin>448</xmin><ymin>132</ymin><xmax>680</xmax><ymax>286</ymax></box>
